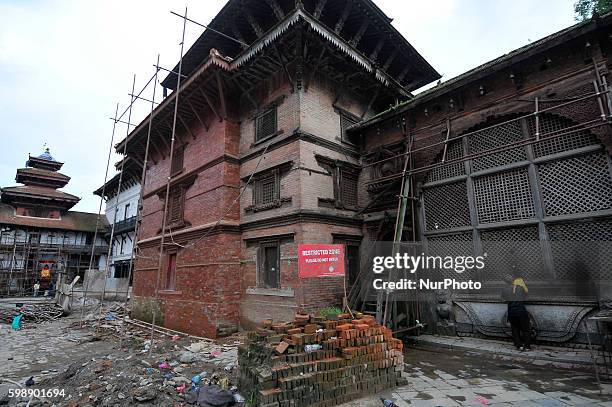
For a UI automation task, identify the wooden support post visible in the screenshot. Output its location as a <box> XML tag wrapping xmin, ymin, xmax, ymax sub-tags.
<box><xmin>314</xmin><ymin>0</ymin><xmax>327</xmax><ymax>19</ymax></box>
<box><xmin>350</xmin><ymin>19</ymin><xmax>369</xmax><ymax>47</ymax></box>
<box><xmin>441</xmin><ymin>118</ymin><xmax>451</xmax><ymax>162</ymax></box>
<box><xmin>199</xmin><ymin>87</ymin><xmax>222</xmax><ymax>122</ymax></box>
<box><xmin>178</xmin><ymin>113</ymin><xmax>196</xmax><ymax>140</ymax></box>
<box><xmin>334</xmin><ymin>1</ymin><xmax>352</xmax><ymax>34</ymax></box>
<box><xmin>244</xmin><ymin>9</ymin><xmax>263</xmax><ymax>37</ymax></box>
<box><xmin>216</xmin><ymin>72</ymin><xmax>228</xmax><ymax>120</ymax></box>
<box><xmin>362</xmin><ymin>89</ymin><xmax>380</xmax><ymax>119</ymax></box>
<box><xmin>264</xmin><ymin>0</ymin><xmax>285</xmax><ymax>20</ymax></box>
<box><xmin>185</xmin><ymin>97</ymin><xmax>209</xmax><ymax>131</ymax></box>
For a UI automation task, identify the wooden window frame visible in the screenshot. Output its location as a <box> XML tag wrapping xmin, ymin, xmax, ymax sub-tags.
<box><xmin>167</xmin><ymin>185</ymin><xmax>186</xmax><ymax>226</ymax></box>
<box><xmin>336</xmin><ymin>108</ymin><xmax>361</xmax><ymax>145</ymax></box>
<box><xmin>253</xmin><ymin>169</ymin><xmax>280</xmax><ymax>208</ymax></box>
<box><xmin>170</xmin><ymin>144</ymin><xmax>185</xmax><ymax>176</ymax></box>
<box><xmin>255</xmin><ymin>106</ymin><xmax>278</xmax><ymax>142</ymax></box>
<box><xmin>165</xmin><ymin>251</ymin><xmax>178</xmax><ymax>291</ymax></box>
<box><xmin>257</xmin><ymin>240</ymin><xmax>280</xmax><ymax>289</ymax></box>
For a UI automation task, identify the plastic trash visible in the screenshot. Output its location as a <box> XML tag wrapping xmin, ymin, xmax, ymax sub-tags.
<box><xmin>176</xmin><ymin>383</ymin><xmax>186</xmax><ymax>393</ymax></box>
<box><xmin>159</xmin><ymin>361</ymin><xmax>170</xmax><ymax>370</ymax></box>
<box><xmin>105</xmin><ymin>313</ymin><xmax>116</xmax><ymax>321</ymax></box>
<box><xmin>233</xmin><ymin>393</ymin><xmax>245</xmax><ymax>403</ymax></box>
<box><xmin>25</xmin><ymin>377</ymin><xmax>35</xmax><ymax>387</ymax></box>
<box><xmin>145</xmin><ymin>368</ymin><xmax>154</xmax><ymax>375</ymax></box>
<box><xmin>475</xmin><ymin>395</ymin><xmax>489</xmax><ymax>405</ymax></box>
<box><xmin>197</xmin><ymin>385</ymin><xmax>234</xmax><ymax>406</ymax></box>
<box><xmin>11</xmin><ymin>314</ymin><xmax>23</xmax><ymax>330</ymax></box>
<box><xmin>164</xmin><ymin>373</ymin><xmax>174</xmax><ymax>380</ymax></box>
<box><xmin>381</xmin><ymin>398</ymin><xmax>399</xmax><ymax>407</ymax></box>
<box><xmin>172</xmin><ymin>335</ymin><xmax>181</xmax><ymax>341</ymax></box>
<box><xmin>304</xmin><ymin>344</ymin><xmax>322</xmax><ymax>353</ymax></box>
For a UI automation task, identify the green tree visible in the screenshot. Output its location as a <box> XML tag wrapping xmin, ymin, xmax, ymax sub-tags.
<box><xmin>575</xmin><ymin>0</ymin><xmax>612</xmax><ymax>21</ymax></box>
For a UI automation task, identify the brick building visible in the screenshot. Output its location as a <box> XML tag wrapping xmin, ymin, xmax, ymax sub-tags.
<box><xmin>118</xmin><ymin>0</ymin><xmax>438</xmax><ymax>337</ymax></box>
<box><xmin>119</xmin><ymin>0</ymin><xmax>612</xmax><ymax>343</ymax></box>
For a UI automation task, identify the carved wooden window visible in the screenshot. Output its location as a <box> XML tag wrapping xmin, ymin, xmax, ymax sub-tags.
<box><xmin>340</xmin><ymin>169</ymin><xmax>359</xmax><ymax>208</ymax></box>
<box><xmin>339</xmin><ymin>109</ymin><xmax>360</xmax><ymax>145</ymax></box>
<box><xmin>171</xmin><ymin>144</ymin><xmax>185</xmax><ymax>176</ymax></box>
<box><xmin>254</xmin><ymin>170</ymin><xmax>280</xmax><ymax>207</ymax></box>
<box><xmin>255</xmin><ymin>107</ymin><xmax>277</xmax><ymax>141</ymax></box>
<box><xmin>167</xmin><ymin>186</ymin><xmax>185</xmax><ymax>225</ymax></box>
<box><xmin>257</xmin><ymin>241</ymin><xmax>280</xmax><ymax>289</ymax></box>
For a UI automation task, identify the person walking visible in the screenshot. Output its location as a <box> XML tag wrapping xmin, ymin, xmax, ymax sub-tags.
<box><xmin>33</xmin><ymin>281</ymin><xmax>40</xmax><ymax>297</ymax></box>
<box><xmin>502</xmin><ymin>273</ymin><xmax>532</xmax><ymax>351</ymax></box>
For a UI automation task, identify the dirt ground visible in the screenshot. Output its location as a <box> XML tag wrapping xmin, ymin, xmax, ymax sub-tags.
<box><xmin>2</xmin><ymin>314</ymin><xmax>611</xmax><ymax>407</ymax></box>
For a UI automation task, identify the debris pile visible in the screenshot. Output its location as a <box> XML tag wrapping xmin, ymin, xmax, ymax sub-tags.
<box><xmin>46</xmin><ymin>323</ymin><xmax>244</xmax><ymax>406</ymax></box>
<box><xmin>0</xmin><ymin>303</ymin><xmax>64</xmax><ymax>325</ymax></box>
<box><xmin>239</xmin><ymin>312</ymin><xmax>406</xmax><ymax>406</ymax></box>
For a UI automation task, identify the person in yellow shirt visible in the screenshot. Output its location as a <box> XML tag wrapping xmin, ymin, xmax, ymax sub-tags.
<box><xmin>502</xmin><ymin>272</ymin><xmax>531</xmax><ymax>351</ymax></box>
<box><xmin>40</xmin><ymin>265</ymin><xmax>51</xmax><ymax>279</ymax></box>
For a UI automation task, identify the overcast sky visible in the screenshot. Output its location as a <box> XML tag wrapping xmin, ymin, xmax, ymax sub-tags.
<box><xmin>0</xmin><ymin>0</ymin><xmax>576</xmax><ymax>213</ymax></box>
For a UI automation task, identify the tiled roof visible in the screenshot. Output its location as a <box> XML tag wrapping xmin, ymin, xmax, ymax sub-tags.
<box><xmin>0</xmin><ymin>203</ymin><xmax>107</xmax><ymax>233</ymax></box>
<box><xmin>1</xmin><ymin>186</ymin><xmax>79</xmax><ymax>202</ymax></box>
<box><xmin>16</xmin><ymin>167</ymin><xmax>70</xmax><ymax>181</ymax></box>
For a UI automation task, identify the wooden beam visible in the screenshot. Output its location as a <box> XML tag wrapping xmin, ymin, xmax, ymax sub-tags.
<box><xmin>314</xmin><ymin>0</ymin><xmax>327</xmax><ymax>19</ymax></box>
<box><xmin>199</xmin><ymin>87</ymin><xmax>221</xmax><ymax>122</ymax></box>
<box><xmin>215</xmin><ymin>71</ymin><xmax>227</xmax><ymax>120</ymax></box>
<box><xmin>230</xmin><ymin>22</ymin><xmax>248</xmax><ymax>49</ymax></box>
<box><xmin>137</xmin><ymin>139</ymin><xmax>156</xmax><ymax>165</ymax></box>
<box><xmin>158</xmin><ymin>123</ymin><xmax>172</xmax><ymax>151</ymax></box>
<box><xmin>273</xmin><ymin>44</ymin><xmax>294</xmax><ymax>89</ymax></box>
<box><xmin>244</xmin><ymin>9</ymin><xmax>264</xmax><ymax>37</ymax></box>
<box><xmin>306</xmin><ymin>47</ymin><xmax>326</xmax><ymax>90</ymax></box>
<box><xmin>361</xmin><ymin>89</ymin><xmax>380</xmax><ymax>119</ymax></box>
<box><xmin>370</xmin><ymin>37</ymin><xmax>385</xmax><ymax>61</ymax></box>
<box><xmin>177</xmin><ymin>113</ymin><xmax>196</xmax><ymax>140</ymax></box>
<box><xmin>149</xmin><ymin>132</ymin><xmax>165</xmax><ymax>160</ymax></box>
<box><xmin>232</xmin><ymin>78</ymin><xmax>258</xmax><ymax>110</ymax></box>
<box><xmin>350</xmin><ymin>19</ymin><xmax>369</xmax><ymax>47</ymax></box>
<box><xmin>264</xmin><ymin>0</ymin><xmax>284</xmax><ymax>20</ymax></box>
<box><xmin>334</xmin><ymin>1</ymin><xmax>352</xmax><ymax>34</ymax></box>
<box><xmin>382</xmin><ymin>49</ymin><xmax>399</xmax><ymax>72</ymax></box>
<box><xmin>186</xmin><ymin>96</ymin><xmax>210</xmax><ymax>131</ymax></box>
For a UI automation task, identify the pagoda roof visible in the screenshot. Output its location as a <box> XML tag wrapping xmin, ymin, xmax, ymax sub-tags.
<box><xmin>27</xmin><ymin>148</ymin><xmax>64</xmax><ymax>171</ymax></box>
<box><xmin>16</xmin><ymin>167</ymin><xmax>70</xmax><ymax>188</ymax></box>
<box><xmin>1</xmin><ymin>185</ymin><xmax>80</xmax><ymax>207</ymax></box>
<box><xmin>161</xmin><ymin>0</ymin><xmax>439</xmax><ymax>92</ymax></box>
<box><xmin>0</xmin><ymin>203</ymin><xmax>106</xmax><ymax>233</ymax></box>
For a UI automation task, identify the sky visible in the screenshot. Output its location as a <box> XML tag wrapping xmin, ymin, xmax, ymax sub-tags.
<box><xmin>0</xmin><ymin>0</ymin><xmax>577</xmax><ymax>213</ymax></box>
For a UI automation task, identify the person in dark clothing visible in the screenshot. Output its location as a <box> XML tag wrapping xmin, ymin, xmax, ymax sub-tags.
<box><xmin>502</xmin><ymin>273</ymin><xmax>531</xmax><ymax>351</ymax></box>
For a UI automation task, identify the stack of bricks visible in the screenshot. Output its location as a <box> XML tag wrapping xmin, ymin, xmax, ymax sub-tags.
<box><xmin>238</xmin><ymin>312</ymin><xmax>406</xmax><ymax>407</ymax></box>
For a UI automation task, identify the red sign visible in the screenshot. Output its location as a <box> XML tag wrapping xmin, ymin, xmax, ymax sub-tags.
<box><xmin>298</xmin><ymin>244</ymin><xmax>345</xmax><ymax>278</ymax></box>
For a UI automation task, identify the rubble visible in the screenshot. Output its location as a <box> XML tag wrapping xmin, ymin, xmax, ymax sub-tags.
<box><xmin>0</xmin><ymin>303</ymin><xmax>64</xmax><ymax>325</ymax></box>
<box><xmin>239</xmin><ymin>312</ymin><xmax>406</xmax><ymax>407</ymax></box>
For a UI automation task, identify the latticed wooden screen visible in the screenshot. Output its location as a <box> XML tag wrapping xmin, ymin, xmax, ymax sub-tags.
<box><xmin>474</xmin><ymin>169</ymin><xmax>535</xmax><ymax>224</ymax></box>
<box><xmin>426</xmin><ymin>232</ymin><xmax>474</xmax><ymax>279</ymax></box>
<box><xmin>538</xmin><ymin>152</ymin><xmax>612</xmax><ymax>216</ymax></box>
<box><xmin>256</xmin><ymin>107</ymin><xmax>277</xmax><ymax>141</ymax></box>
<box><xmin>425</xmin><ymin>140</ymin><xmax>465</xmax><ymax>183</ymax></box>
<box><xmin>548</xmin><ymin>219</ymin><xmax>612</xmax><ymax>280</ymax></box>
<box><xmin>469</xmin><ymin>121</ymin><xmax>527</xmax><ymax>171</ymax></box>
<box><xmin>423</xmin><ymin>182</ymin><xmax>470</xmax><ymax>230</ymax></box>
<box><xmin>420</xmin><ymin>113</ymin><xmax>612</xmax><ymax>282</ymax></box>
<box><xmin>480</xmin><ymin>226</ymin><xmax>545</xmax><ymax>280</ymax></box>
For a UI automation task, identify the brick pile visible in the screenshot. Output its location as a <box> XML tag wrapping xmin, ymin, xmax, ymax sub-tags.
<box><xmin>238</xmin><ymin>312</ymin><xmax>406</xmax><ymax>407</ymax></box>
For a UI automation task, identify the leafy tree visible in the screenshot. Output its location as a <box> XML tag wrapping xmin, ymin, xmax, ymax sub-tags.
<box><xmin>575</xmin><ymin>0</ymin><xmax>612</xmax><ymax>21</ymax></box>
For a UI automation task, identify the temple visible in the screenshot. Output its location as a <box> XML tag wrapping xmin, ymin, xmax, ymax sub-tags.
<box><xmin>0</xmin><ymin>147</ymin><xmax>108</xmax><ymax>295</ymax></box>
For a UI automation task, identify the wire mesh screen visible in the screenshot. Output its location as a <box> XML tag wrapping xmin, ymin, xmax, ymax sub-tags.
<box><xmin>469</xmin><ymin>120</ymin><xmax>527</xmax><ymax>172</ymax></box>
<box><xmin>256</xmin><ymin>107</ymin><xmax>277</xmax><ymax>141</ymax></box>
<box><xmin>547</xmin><ymin>218</ymin><xmax>612</xmax><ymax>280</ymax></box>
<box><xmin>423</xmin><ymin>182</ymin><xmax>471</xmax><ymax>231</ymax></box>
<box><xmin>480</xmin><ymin>226</ymin><xmax>545</xmax><ymax>280</ymax></box>
<box><xmin>527</xmin><ymin>113</ymin><xmax>600</xmax><ymax>157</ymax></box>
<box><xmin>425</xmin><ymin>140</ymin><xmax>465</xmax><ymax>183</ymax></box>
<box><xmin>426</xmin><ymin>232</ymin><xmax>474</xmax><ymax>279</ymax></box>
<box><xmin>474</xmin><ymin>169</ymin><xmax>535</xmax><ymax>224</ymax></box>
<box><xmin>538</xmin><ymin>152</ymin><xmax>612</xmax><ymax>217</ymax></box>
<box><xmin>261</xmin><ymin>178</ymin><xmax>276</xmax><ymax>204</ymax></box>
